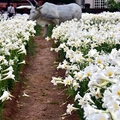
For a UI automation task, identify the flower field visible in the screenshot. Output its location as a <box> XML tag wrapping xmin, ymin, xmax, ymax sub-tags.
<box><xmin>51</xmin><ymin>12</ymin><xmax>120</xmax><ymax>120</ymax></box>
<box><xmin>0</xmin><ymin>11</ymin><xmax>120</xmax><ymax>120</ymax></box>
<box><xmin>0</xmin><ymin>14</ymin><xmax>36</xmax><ymax>118</ymax></box>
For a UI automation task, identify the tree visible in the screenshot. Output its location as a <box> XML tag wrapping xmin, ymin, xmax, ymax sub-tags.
<box><xmin>105</xmin><ymin>0</ymin><xmax>120</xmax><ymax>11</ymax></box>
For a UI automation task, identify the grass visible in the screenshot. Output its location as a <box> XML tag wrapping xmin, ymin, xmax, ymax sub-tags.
<box><xmin>34</xmin><ymin>24</ymin><xmax>55</xmax><ymax>38</ymax></box>
<box><xmin>34</xmin><ymin>24</ymin><xmax>42</xmax><ymax>36</ymax></box>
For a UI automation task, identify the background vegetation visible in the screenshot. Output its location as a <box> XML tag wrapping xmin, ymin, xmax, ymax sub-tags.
<box><xmin>105</xmin><ymin>0</ymin><xmax>120</xmax><ymax>11</ymax></box>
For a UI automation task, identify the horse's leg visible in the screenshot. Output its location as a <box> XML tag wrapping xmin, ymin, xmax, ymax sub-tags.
<box><xmin>53</xmin><ymin>19</ymin><xmax>59</xmax><ymax>25</ymax></box>
<box><xmin>42</xmin><ymin>24</ymin><xmax>48</xmax><ymax>37</ymax></box>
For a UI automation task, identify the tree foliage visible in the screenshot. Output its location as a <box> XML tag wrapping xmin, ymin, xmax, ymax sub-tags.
<box><xmin>105</xmin><ymin>0</ymin><xmax>120</xmax><ymax>11</ymax></box>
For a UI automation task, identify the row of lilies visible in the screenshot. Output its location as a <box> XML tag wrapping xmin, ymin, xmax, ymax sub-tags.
<box><xmin>0</xmin><ymin>14</ymin><xmax>36</xmax><ymax>113</ymax></box>
<box><xmin>50</xmin><ymin>12</ymin><xmax>120</xmax><ymax>120</ymax></box>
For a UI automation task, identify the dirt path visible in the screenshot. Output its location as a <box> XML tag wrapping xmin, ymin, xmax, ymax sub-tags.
<box><xmin>2</xmin><ymin>36</ymin><xmax>79</xmax><ymax>120</ymax></box>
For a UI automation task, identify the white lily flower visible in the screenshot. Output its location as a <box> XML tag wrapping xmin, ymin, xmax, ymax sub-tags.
<box><xmin>18</xmin><ymin>60</ymin><xmax>26</xmax><ymax>64</ymax></box>
<box><xmin>45</xmin><ymin>36</ymin><xmax>51</xmax><ymax>41</ymax></box>
<box><xmin>72</xmin><ymin>80</ymin><xmax>80</xmax><ymax>91</ymax></box>
<box><xmin>9</xmin><ymin>59</ymin><xmax>14</xmax><ymax>66</ymax></box>
<box><xmin>111</xmin><ymin>83</ymin><xmax>120</xmax><ymax>99</ymax></box>
<box><xmin>106</xmin><ymin>100</ymin><xmax>120</xmax><ymax>112</ymax></box>
<box><xmin>103</xmin><ymin>66</ymin><xmax>117</xmax><ymax>78</ymax></box>
<box><xmin>78</xmin><ymin>97</ymin><xmax>88</xmax><ymax>108</ymax></box>
<box><xmin>114</xmin><ymin>109</ymin><xmax>120</xmax><ymax>120</ymax></box>
<box><xmin>74</xmin><ymin>71</ymin><xmax>84</xmax><ymax>82</ymax></box>
<box><xmin>83</xmin><ymin>66</ymin><xmax>94</xmax><ymax>78</ymax></box>
<box><xmin>63</xmin><ymin>75</ymin><xmax>73</xmax><ymax>86</ymax></box>
<box><xmin>74</xmin><ymin>92</ymin><xmax>82</xmax><ymax>101</ymax></box>
<box><xmin>2</xmin><ymin>71</ymin><xmax>15</xmax><ymax>80</ymax></box>
<box><xmin>51</xmin><ymin>77</ymin><xmax>63</xmax><ymax>85</ymax></box>
<box><xmin>86</xmin><ymin>112</ymin><xmax>110</xmax><ymax>120</ymax></box>
<box><xmin>66</xmin><ymin>104</ymin><xmax>78</xmax><ymax>115</ymax></box>
<box><xmin>0</xmin><ymin>91</ymin><xmax>13</xmax><ymax>102</ymax></box>
<box><xmin>84</xmin><ymin>93</ymin><xmax>94</xmax><ymax>104</ymax></box>
<box><xmin>90</xmin><ymin>87</ymin><xmax>102</xmax><ymax>99</ymax></box>
<box><xmin>83</xmin><ymin>104</ymin><xmax>101</xmax><ymax>118</ymax></box>
<box><xmin>2</xmin><ymin>66</ymin><xmax>14</xmax><ymax>72</ymax></box>
<box><xmin>17</xmin><ymin>44</ymin><xmax>27</xmax><ymax>55</ymax></box>
<box><xmin>91</xmin><ymin>71</ymin><xmax>113</xmax><ymax>86</ymax></box>
<box><xmin>23</xmin><ymin>91</ymin><xmax>30</xmax><ymax>97</ymax></box>
<box><xmin>87</xmin><ymin>49</ymin><xmax>99</xmax><ymax>57</ymax></box>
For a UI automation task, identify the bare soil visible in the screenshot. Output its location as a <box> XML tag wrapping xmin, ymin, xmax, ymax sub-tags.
<box><xmin>2</xmin><ymin>36</ymin><xmax>80</xmax><ymax>120</ymax></box>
